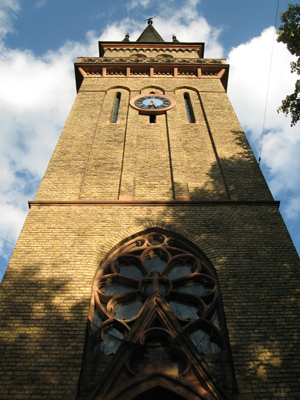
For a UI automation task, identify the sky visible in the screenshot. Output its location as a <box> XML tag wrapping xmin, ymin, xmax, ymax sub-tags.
<box><xmin>0</xmin><ymin>0</ymin><xmax>299</xmax><ymax>280</ymax></box>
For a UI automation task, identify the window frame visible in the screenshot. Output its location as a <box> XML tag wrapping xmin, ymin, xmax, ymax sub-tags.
<box><xmin>111</xmin><ymin>92</ymin><xmax>121</xmax><ymax>123</ymax></box>
<box><xmin>184</xmin><ymin>92</ymin><xmax>196</xmax><ymax>123</ymax></box>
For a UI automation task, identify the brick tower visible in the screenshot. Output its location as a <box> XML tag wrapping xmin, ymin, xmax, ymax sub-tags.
<box><xmin>0</xmin><ymin>20</ymin><xmax>299</xmax><ymax>400</ymax></box>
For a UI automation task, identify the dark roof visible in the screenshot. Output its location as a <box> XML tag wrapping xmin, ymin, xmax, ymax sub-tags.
<box><xmin>136</xmin><ymin>24</ymin><xmax>165</xmax><ymax>43</ymax></box>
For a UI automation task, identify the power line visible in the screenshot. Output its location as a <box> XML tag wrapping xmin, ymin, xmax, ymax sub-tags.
<box><xmin>258</xmin><ymin>0</ymin><xmax>280</xmax><ymax>165</ymax></box>
<box><xmin>0</xmin><ymin>236</ymin><xmax>15</xmax><ymax>247</ymax></box>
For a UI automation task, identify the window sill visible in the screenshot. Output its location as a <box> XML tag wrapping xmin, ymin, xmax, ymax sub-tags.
<box><xmin>106</xmin><ymin>120</ymin><xmax>120</xmax><ymax>125</ymax></box>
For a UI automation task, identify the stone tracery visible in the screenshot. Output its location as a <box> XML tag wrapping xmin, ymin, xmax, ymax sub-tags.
<box><xmin>89</xmin><ymin>232</ymin><xmax>224</xmax><ymax>357</ymax></box>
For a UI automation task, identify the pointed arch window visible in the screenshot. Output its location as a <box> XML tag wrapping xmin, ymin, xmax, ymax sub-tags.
<box><xmin>111</xmin><ymin>92</ymin><xmax>121</xmax><ymax>123</ymax></box>
<box><xmin>184</xmin><ymin>92</ymin><xmax>195</xmax><ymax>123</ymax></box>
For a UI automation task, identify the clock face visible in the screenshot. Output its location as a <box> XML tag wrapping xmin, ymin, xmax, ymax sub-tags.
<box><xmin>130</xmin><ymin>94</ymin><xmax>176</xmax><ymax>114</ymax></box>
<box><xmin>134</xmin><ymin>96</ymin><xmax>171</xmax><ymax>110</ymax></box>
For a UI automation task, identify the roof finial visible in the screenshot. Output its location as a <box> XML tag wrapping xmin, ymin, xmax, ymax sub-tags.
<box><xmin>122</xmin><ymin>32</ymin><xmax>130</xmax><ymax>42</ymax></box>
<box><xmin>145</xmin><ymin>17</ymin><xmax>156</xmax><ymax>25</ymax></box>
<box><xmin>172</xmin><ymin>34</ymin><xmax>179</xmax><ymax>43</ymax></box>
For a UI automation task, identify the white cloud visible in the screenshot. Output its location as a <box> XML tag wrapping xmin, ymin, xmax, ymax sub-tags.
<box><xmin>155</xmin><ymin>16</ymin><xmax>223</xmax><ymax>57</ymax></box>
<box><xmin>35</xmin><ymin>0</ymin><xmax>47</xmax><ymax>8</ymax></box>
<box><xmin>90</xmin><ymin>12</ymin><xmax>106</xmax><ymax>21</ymax></box>
<box><xmin>228</xmin><ymin>27</ymin><xmax>296</xmax><ymax>139</ymax></box>
<box><xmin>98</xmin><ymin>18</ymin><xmax>144</xmax><ymax>42</ymax></box>
<box><xmin>100</xmin><ymin>0</ymin><xmax>223</xmax><ymax>57</ymax></box>
<box><xmin>155</xmin><ymin>0</ymin><xmax>223</xmax><ymax>57</ymax></box>
<box><xmin>227</xmin><ymin>27</ymin><xmax>300</xmax><ymax>228</ymax></box>
<box><xmin>0</xmin><ymin>33</ymin><xmax>99</xmax><ymax>268</ymax></box>
<box><xmin>0</xmin><ymin>0</ymin><xmax>20</xmax><ymax>39</ymax></box>
<box><xmin>284</xmin><ymin>197</ymin><xmax>300</xmax><ymax>220</ymax></box>
<box><xmin>127</xmin><ymin>0</ymin><xmax>151</xmax><ymax>10</ymax></box>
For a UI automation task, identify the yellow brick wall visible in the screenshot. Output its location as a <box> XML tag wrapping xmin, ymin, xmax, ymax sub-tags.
<box><xmin>80</xmin><ymin>89</ymin><xmax>130</xmax><ymax>199</ymax></box>
<box><xmin>35</xmin><ymin>76</ymin><xmax>272</xmax><ymax>202</ymax></box>
<box><xmin>1</xmin><ymin>204</ymin><xmax>299</xmax><ymax>399</ymax></box>
<box><xmin>35</xmin><ymin>91</ymin><xmax>105</xmax><ymax>200</ymax></box>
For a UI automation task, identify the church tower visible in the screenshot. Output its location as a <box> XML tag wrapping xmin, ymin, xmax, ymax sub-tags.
<box><xmin>0</xmin><ymin>20</ymin><xmax>299</xmax><ymax>400</ymax></box>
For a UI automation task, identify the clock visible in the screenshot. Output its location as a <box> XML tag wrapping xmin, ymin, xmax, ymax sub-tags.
<box><xmin>130</xmin><ymin>94</ymin><xmax>176</xmax><ymax>114</ymax></box>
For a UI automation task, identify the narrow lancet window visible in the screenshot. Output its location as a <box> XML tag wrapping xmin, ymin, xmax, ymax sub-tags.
<box><xmin>111</xmin><ymin>92</ymin><xmax>121</xmax><ymax>123</ymax></box>
<box><xmin>184</xmin><ymin>93</ymin><xmax>195</xmax><ymax>123</ymax></box>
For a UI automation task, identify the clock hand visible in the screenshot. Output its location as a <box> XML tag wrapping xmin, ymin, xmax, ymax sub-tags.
<box><xmin>148</xmin><ymin>100</ymin><xmax>157</xmax><ymax>108</ymax></box>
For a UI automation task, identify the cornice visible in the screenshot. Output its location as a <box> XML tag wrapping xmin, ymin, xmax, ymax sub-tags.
<box><xmin>29</xmin><ymin>200</ymin><xmax>280</xmax><ymax>208</ymax></box>
<box><xmin>104</xmin><ymin>47</ymin><xmax>198</xmax><ymax>54</ymax></box>
<box><xmin>99</xmin><ymin>41</ymin><xmax>205</xmax><ymax>58</ymax></box>
<box><xmin>76</xmin><ymin>57</ymin><xmax>227</xmax><ymax>65</ymax></box>
<box><xmin>74</xmin><ymin>61</ymin><xmax>229</xmax><ymax>92</ymax></box>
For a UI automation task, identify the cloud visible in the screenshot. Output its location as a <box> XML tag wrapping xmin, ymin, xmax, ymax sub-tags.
<box><xmin>101</xmin><ymin>0</ymin><xmax>223</xmax><ymax>57</ymax></box>
<box><xmin>0</xmin><ymin>33</ymin><xmax>99</xmax><ymax>269</ymax></box>
<box><xmin>90</xmin><ymin>12</ymin><xmax>106</xmax><ymax>21</ymax></box>
<box><xmin>35</xmin><ymin>0</ymin><xmax>47</xmax><ymax>8</ymax></box>
<box><xmin>227</xmin><ymin>27</ymin><xmax>300</xmax><ymax>228</ymax></box>
<box><xmin>0</xmin><ymin>0</ymin><xmax>20</xmax><ymax>39</ymax></box>
<box><xmin>98</xmin><ymin>18</ymin><xmax>144</xmax><ymax>42</ymax></box>
<box><xmin>155</xmin><ymin>16</ymin><xmax>223</xmax><ymax>57</ymax></box>
<box><xmin>127</xmin><ymin>0</ymin><xmax>151</xmax><ymax>10</ymax></box>
<box><xmin>228</xmin><ymin>27</ymin><xmax>296</xmax><ymax>138</ymax></box>
<box><xmin>284</xmin><ymin>197</ymin><xmax>300</xmax><ymax>220</ymax></box>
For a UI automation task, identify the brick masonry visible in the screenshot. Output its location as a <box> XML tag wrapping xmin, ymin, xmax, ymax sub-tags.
<box><xmin>35</xmin><ymin>76</ymin><xmax>272</xmax><ymax>202</ymax></box>
<box><xmin>1</xmin><ymin>205</ymin><xmax>299</xmax><ymax>399</ymax></box>
<box><xmin>0</xmin><ymin>37</ymin><xmax>299</xmax><ymax>400</ymax></box>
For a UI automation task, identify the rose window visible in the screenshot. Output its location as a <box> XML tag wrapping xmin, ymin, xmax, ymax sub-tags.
<box><xmin>90</xmin><ymin>232</ymin><xmax>224</xmax><ymax>356</ymax></box>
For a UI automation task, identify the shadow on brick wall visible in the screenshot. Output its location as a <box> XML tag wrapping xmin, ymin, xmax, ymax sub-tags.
<box><xmin>176</xmin><ymin>130</ymin><xmax>272</xmax><ymax>202</ymax></box>
<box><xmin>0</xmin><ymin>265</ymin><xmax>88</xmax><ymax>399</ymax></box>
<box><xmin>130</xmin><ymin>141</ymin><xmax>300</xmax><ymax>398</ymax></box>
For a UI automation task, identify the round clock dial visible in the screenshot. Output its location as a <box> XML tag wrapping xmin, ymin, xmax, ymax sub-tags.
<box><xmin>130</xmin><ymin>94</ymin><xmax>176</xmax><ymax>114</ymax></box>
<box><xmin>134</xmin><ymin>96</ymin><xmax>171</xmax><ymax>110</ymax></box>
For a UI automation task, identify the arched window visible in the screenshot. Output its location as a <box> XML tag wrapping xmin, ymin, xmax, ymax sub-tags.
<box><xmin>184</xmin><ymin>92</ymin><xmax>195</xmax><ymax>123</ymax></box>
<box><xmin>90</xmin><ymin>232</ymin><xmax>224</xmax><ymax>356</ymax></box>
<box><xmin>78</xmin><ymin>231</ymin><xmax>235</xmax><ymax>399</ymax></box>
<box><xmin>111</xmin><ymin>92</ymin><xmax>121</xmax><ymax>123</ymax></box>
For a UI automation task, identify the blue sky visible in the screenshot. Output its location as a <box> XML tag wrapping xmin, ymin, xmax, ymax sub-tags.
<box><xmin>0</xmin><ymin>0</ymin><xmax>299</xmax><ymax>280</ymax></box>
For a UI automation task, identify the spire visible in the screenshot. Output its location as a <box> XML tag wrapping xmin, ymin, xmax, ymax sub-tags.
<box><xmin>136</xmin><ymin>17</ymin><xmax>165</xmax><ymax>43</ymax></box>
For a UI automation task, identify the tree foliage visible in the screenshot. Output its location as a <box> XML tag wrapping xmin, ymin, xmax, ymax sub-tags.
<box><xmin>277</xmin><ymin>3</ymin><xmax>300</xmax><ymax>126</ymax></box>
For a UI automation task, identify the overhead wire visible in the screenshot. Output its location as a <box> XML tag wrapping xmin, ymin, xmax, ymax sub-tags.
<box><xmin>258</xmin><ymin>0</ymin><xmax>280</xmax><ymax>165</ymax></box>
<box><xmin>0</xmin><ymin>236</ymin><xmax>15</xmax><ymax>246</ymax></box>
